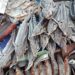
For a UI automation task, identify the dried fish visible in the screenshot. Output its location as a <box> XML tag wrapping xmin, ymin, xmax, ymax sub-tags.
<box><xmin>64</xmin><ymin>58</ymin><xmax>70</xmax><ymax>75</ymax></box>
<box><xmin>31</xmin><ymin>18</ymin><xmax>46</xmax><ymax>37</ymax></box>
<box><xmin>40</xmin><ymin>34</ymin><xmax>49</xmax><ymax>50</ymax></box>
<box><xmin>14</xmin><ymin>14</ymin><xmax>31</xmax><ymax>59</ymax></box>
<box><xmin>44</xmin><ymin>60</ymin><xmax>52</xmax><ymax>75</ymax></box>
<box><xmin>0</xmin><ymin>0</ymin><xmax>75</xmax><ymax>75</ymax></box>
<box><xmin>57</xmin><ymin>54</ymin><xmax>65</xmax><ymax>75</ymax></box>
<box><xmin>47</xmin><ymin>19</ymin><xmax>57</xmax><ymax>35</ymax></box>
<box><xmin>51</xmin><ymin>28</ymin><xmax>63</xmax><ymax>47</ymax></box>
<box><xmin>54</xmin><ymin>1</ymin><xmax>75</xmax><ymax>39</ymax></box>
<box><xmin>41</xmin><ymin>0</ymin><xmax>58</xmax><ymax>19</ymax></box>
<box><xmin>47</xmin><ymin>41</ymin><xmax>58</xmax><ymax>75</ymax></box>
<box><xmin>28</xmin><ymin>14</ymin><xmax>40</xmax><ymax>56</ymax></box>
<box><xmin>51</xmin><ymin>28</ymin><xmax>67</xmax><ymax>57</ymax></box>
<box><xmin>37</xmin><ymin>62</ymin><xmax>45</xmax><ymax>75</ymax></box>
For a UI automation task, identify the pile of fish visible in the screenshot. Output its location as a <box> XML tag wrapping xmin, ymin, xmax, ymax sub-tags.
<box><xmin>0</xmin><ymin>0</ymin><xmax>75</xmax><ymax>75</ymax></box>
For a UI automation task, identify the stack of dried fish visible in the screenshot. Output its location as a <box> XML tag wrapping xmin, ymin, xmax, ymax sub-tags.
<box><xmin>0</xmin><ymin>0</ymin><xmax>75</xmax><ymax>75</ymax></box>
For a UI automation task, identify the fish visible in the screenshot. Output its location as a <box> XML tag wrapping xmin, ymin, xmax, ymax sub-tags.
<box><xmin>14</xmin><ymin>13</ymin><xmax>31</xmax><ymax>59</ymax></box>
<box><xmin>57</xmin><ymin>54</ymin><xmax>65</xmax><ymax>75</ymax></box>
<box><xmin>47</xmin><ymin>41</ymin><xmax>58</xmax><ymax>75</ymax></box>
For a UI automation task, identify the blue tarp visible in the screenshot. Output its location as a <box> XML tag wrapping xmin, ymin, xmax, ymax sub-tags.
<box><xmin>0</xmin><ymin>35</ymin><xmax>11</xmax><ymax>50</ymax></box>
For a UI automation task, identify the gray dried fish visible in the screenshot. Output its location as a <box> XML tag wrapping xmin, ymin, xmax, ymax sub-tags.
<box><xmin>47</xmin><ymin>41</ymin><xmax>58</xmax><ymax>75</ymax></box>
<box><xmin>44</xmin><ymin>60</ymin><xmax>52</xmax><ymax>75</ymax></box>
<box><xmin>37</xmin><ymin>63</ymin><xmax>45</xmax><ymax>75</ymax></box>
<box><xmin>29</xmin><ymin>37</ymin><xmax>40</xmax><ymax>56</ymax></box>
<box><xmin>51</xmin><ymin>28</ymin><xmax>63</xmax><ymax>46</ymax></box>
<box><xmin>54</xmin><ymin>1</ymin><xmax>75</xmax><ymax>37</ymax></box>
<box><xmin>51</xmin><ymin>28</ymin><xmax>67</xmax><ymax>56</ymax></box>
<box><xmin>40</xmin><ymin>34</ymin><xmax>49</xmax><ymax>49</ymax></box>
<box><xmin>57</xmin><ymin>54</ymin><xmax>65</xmax><ymax>75</ymax></box>
<box><xmin>64</xmin><ymin>58</ymin><xmax>71</xmax><ymax>75</ymax></box>
<box><xmin>31</xmin><ymin>19</ymin><xmax>46</xmax><ymax>37</ymax></box>
<box><xmin>28</xmin><ymin>14</ymin><xmax>40</xmax><ymax>56</ymax></box>
<box><xmin>41</xmin><ymin>0</ymin><xmax>58</xmax><ymax>19</ymax></box>
<box><xmin>14</xmin><ymin>14</ymin><xmax>31</xmax><ymax>59</ymax></box>
<box><xmin>47</xmin><ymin>19</ymin><xmax>57</xmax><ymax>35</ymax></box>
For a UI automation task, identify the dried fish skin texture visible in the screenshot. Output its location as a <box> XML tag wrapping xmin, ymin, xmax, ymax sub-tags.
<box><xmin>41</xmin><ymin>0</ymin><xmax>58</xmax><ymax>19</ymax></box>
<box><xmin>47</xmin><ymin>42</ymin><xmax>58</xmax><ymax>75</ymax></box>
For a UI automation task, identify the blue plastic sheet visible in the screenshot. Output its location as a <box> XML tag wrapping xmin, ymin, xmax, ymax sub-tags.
<box><xmin>0</xmin><ymin>35</ymin><xmax>11</xmax><ymax>51</ymax></box>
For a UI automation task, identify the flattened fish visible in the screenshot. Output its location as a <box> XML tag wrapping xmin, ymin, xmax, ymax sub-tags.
<box><xmin>47</xmin><ymin>41</ymin><xmax>58</xmax><ymax>75</ymax></box>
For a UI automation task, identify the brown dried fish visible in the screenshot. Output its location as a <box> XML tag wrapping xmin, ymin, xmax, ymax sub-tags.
<box><xmin>14</xmin><ymin>14</ymin><xmax>31</xmax><ymax>58</ymax></box>
<box><xmin>41</xmin><ymin>0</ymin><xmax>58</xmax><ymax>19</ymax></box>
<box><xmin>64</xmin><ymin>58</ymin><xmax>70</xmax><ymax>75</ymax></box>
